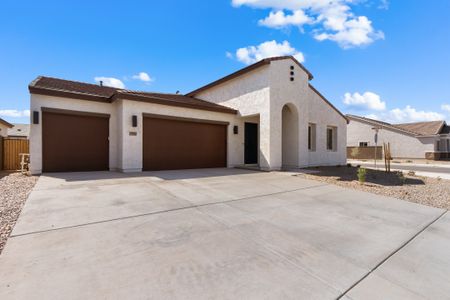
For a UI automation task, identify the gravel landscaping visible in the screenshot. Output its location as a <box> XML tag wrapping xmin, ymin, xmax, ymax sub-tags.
<box><xmin>0</xmin><ymin>172</ymin><xmax>38</xmax><ymax>254</ymax></box>
<box><xmin>296</xmin><ymin>166</ymin><xmax>450</xmax><ymax>210</ymax></box>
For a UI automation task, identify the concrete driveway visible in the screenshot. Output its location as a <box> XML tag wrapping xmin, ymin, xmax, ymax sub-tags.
<box><xmin>0</xmin><ymin>168</ymin><xmax>448</xmax><ymax>299</ymax></box>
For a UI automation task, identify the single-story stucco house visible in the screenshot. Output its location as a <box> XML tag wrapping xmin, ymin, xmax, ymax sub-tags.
<box><xmin>28</xmin><ymin>56</ymin><xmax>347</xmax><ymax>175</ymax></box>
<box><xmin>347</xmin><ymin>114</ymin><xmax>450</xmax><ymax>160</ymax></box>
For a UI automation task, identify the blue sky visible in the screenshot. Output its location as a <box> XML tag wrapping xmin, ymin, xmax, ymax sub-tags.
<box><xmin>1</xmin><ymin>0</ymin><xmax>449</xmax><ymax>124</ymax></box>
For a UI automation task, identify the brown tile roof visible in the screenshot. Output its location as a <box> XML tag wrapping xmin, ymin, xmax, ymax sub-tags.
<box><xmin>0</xmin><ymin>117</ymin><xmax>14</xmax><ymax>128</ymax></box>
<box><xmin>29</xmin><ymin>76</ymin><xmax>117</xmax><ymax>102</ymax></box>
<box><xmin>186</xmin><ymin>56</ymin><xmax>314</xmax><ymax>97</ymax></box>
<box><xmin>114</xmin><ymin>90</ymin><xmax>238</xmax><ymax>114</ymax></box>
<box><xmin>394</xmin><ymin>121</ymin><xmax>445</xmax><ymax>136</ymax></box>
<box><xmin>347</xmin><ymin>114</ymin><xmax>448</xmax><ymax>136</ymax></box>
<box><xmin>29</xmin><ymin>76</ymin><xmax>237</xmax><ymax>114</ymax></box>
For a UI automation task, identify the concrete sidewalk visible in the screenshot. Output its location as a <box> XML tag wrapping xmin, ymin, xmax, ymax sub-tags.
<box><xmin>0</xmin><ymin>169</ymin><xmax>448</xmax><ymax>299</ymax></box>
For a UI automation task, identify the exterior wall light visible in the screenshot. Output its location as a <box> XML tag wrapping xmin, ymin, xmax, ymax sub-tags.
<box><xmin>33</xmin><ymin>111</ymin><xmax>39</xmax><ymax>124</ymax></box>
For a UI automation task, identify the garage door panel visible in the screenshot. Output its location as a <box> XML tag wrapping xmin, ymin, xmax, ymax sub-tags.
<box><xmin>143</xmin><ymin>117</ymin><xmax>227</xmax><ymax>171</ymax></box>
<box><xmin>42</xmin><ymin>112</ymin><xmax>109</xmax><ymax>172</ymax></box>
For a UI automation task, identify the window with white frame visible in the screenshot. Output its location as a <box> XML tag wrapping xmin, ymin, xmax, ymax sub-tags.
<box><xmin>326</xmin><ymin>126</ymin><xmax>337</xmax><ymax>151</ymax></box>
<box><xmin>308</xmin><ymin>123</ymin><xmax>316</xmax><ymax>151</ymax></box>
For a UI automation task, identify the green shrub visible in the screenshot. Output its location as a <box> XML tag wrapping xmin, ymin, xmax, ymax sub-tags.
<box><xmin>357</xmin><ymin>167</ymin><xmax>367</xmax><ymax>184</ymax></box>
<box><xmin>397</xmin><ymin>172</ymin><xmax>406</xmax><ymax>185</ymax></box>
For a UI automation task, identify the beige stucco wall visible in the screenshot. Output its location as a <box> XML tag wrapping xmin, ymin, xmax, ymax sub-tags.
<box><xmin>347</xmin><ymin>119</ymin><xmax>436</xmax><ymax>158</ymax></box>
<box><xmin>269</xmin><ymin>59</ymin><xmax>347</xmax><ymax>168</ymax></box>
<box><xmin>29</xmin><ymin>94</ymin><xmax>243</xmax><ymax>174</ymax></box>
<box><xmin>29</xmin><ymin>94</ymin><xmax>119</xmax><ymax>174</ymax></box>
<box><xmin>196</xmin><ymin>66</ymin><xmax>273</xmax><ymax>169</ymax></box>
<box><xmin>118</xmin><ymin>99</ymin><xmax>242</xmax><ymax>172</ymax></box>
<box><xmin>0</xmin><ymin>123</ymin><xmax>9</xmax><ymax>137</ymax></box>
<box><xmin>196</xmin><ymin>58</ymin><xmax>347</xmax><ymax>170</ymax></box>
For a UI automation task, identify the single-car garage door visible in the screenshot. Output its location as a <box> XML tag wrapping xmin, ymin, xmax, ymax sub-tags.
<box><xmin>143</xmin><ymin>116</ymin><xmax>227</xmax><ymax>171</ymax></box>
<box><xmin>42</xmin><ymin>110</ymin><xmax>109</xmax><ymax>172</ymax></box>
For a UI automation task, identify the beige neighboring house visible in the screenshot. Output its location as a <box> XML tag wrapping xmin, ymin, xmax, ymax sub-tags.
<box><xmin>347</xmin><ymin>114</ymin><xmax>450</xmax><ymax>160</ymax></box>
<box><xmin>0</xmin><ymin>117</ymin><xmax>14</xmax><ymax>137</ymax></box>
<box><xmin>29</xmin><ymin>56</ymin><xmax>347</xmax><ymax>175</ymax></box>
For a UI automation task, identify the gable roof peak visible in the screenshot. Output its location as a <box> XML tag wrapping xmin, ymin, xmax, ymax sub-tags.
<box><xmin>186</xmin><ymin>55</ymin><xmax>313</xmax><ymax>97</ymax></box>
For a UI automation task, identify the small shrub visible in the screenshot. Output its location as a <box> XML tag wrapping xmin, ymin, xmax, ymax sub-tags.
<box><xmin>357</xmin><ymin>167</ymin><xmax>367</xmax><ymax>184</ymax></box>
<box><xmin>347</xmin><ymin>163</ymin><xmax>352</xmax><ymax>168</ymax></box>
<box><xmin>407</xmin><ymin>171</ymin><xmax>416</xmax><ymax>176</ymax></box>
<box><xmin>406</xmin><ymin>160</ymin><xmax>413</xmax><ymax>163</ymax></box>
<box><xmin>397</xmin><ymin>172</ymin><xmax>406</xmax><ymax>185</ymax></box>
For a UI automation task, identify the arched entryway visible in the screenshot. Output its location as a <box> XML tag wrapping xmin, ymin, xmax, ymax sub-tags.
<box><xmin>282</xmin><ymin>103</ymin><xmax>299</xmax><ymax>169</ymax></box>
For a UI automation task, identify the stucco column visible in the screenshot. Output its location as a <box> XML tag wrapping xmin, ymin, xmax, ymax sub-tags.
<box><xmin>268</xmin><ymin>108</ymin><xmax>282</xmax><ymax>171</ymax></box>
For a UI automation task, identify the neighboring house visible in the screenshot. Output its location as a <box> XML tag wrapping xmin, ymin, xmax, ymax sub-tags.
<box><xmin>0</xmin><ymin>117</ymin><xmax>13</xmax><ymax>137</ymax></box>
<box><xmin>347</xmin><ymin>114</ymin><xmax>450</xmax><ymax>160</ymax></box>
<box><xmin>29</xmin><ymin>56</ymin><xmax>347</xmax><ymax>175</ymax></box>
<box><xmin>7</xmin><ymin>124</ymin><xmax>30</xmax><ymax>139</ymax></box>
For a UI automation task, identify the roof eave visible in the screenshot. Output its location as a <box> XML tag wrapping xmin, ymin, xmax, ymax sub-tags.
<box><xmin>309</xmin><ymin>84</ymin><xmax>348</xmax><ymax>123</ymax></box>
<box><xmin>29</xmin><ymin>86</ymin><xmax>112</xmax><ymax>103</ymax></box>
<box><xmin>0</xmin><ymin>118</ymin><xmax>14</xmax><ymax>128</ymax></box>
<box><xmin>113</xmin><ymin>93</ymin><xmax>238</xmax><ymax>115</ymax></box>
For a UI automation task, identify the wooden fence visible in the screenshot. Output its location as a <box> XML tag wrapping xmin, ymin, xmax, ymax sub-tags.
<box><xmin>2</xmin><ymin>138</ymin><xmax>29</xmax><ymax>170</ymax></box>
<box><xmin>347</xmin><ymin>146</ymin><xmax>383</xmax><ymax>160</ymax></box>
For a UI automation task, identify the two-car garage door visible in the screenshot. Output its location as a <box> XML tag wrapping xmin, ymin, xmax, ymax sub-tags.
<box><xmin>143</xmin><ymin>116</ymin><xmax>227</xmax><ymax>171</ymax></box>
<box><xmin>41</xmin><ymin>111</ymin><xmax>227</xmax><ymax>172</ymax></box>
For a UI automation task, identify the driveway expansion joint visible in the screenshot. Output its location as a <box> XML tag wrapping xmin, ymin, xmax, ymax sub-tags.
<box><xmin>336</xmin><ymin>209</ymin><xmax>448</xmax><ymax>299</ymax></box>
<box><xmin>10</xmin><ymin>183</ymin><xmax>328</xmax><ymax>238</ymax></box>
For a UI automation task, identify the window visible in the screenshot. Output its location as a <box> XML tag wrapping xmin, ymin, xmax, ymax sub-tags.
<box><xmin>359</xmin><ymin>142</ymin><xmax>368</xmax><ymax>147</ymax></box>
<box><xmin>436</xmin><ymin>141</ymin><xmax>440</xmax><ymax>151</ymax></box>
<box><xmin>447</xmin><ymin>140</ymin><xmax>450</xmax><ymax>152</ymax></box>
<box><xmin>308</xmin><ymin>123</ymin><xmax>316</xmax><ymax>151</ymax></box>
<box><xmin>326</xmin><ymin>126</ymin><xmax>337</xmax><ymax>151</ymax></box>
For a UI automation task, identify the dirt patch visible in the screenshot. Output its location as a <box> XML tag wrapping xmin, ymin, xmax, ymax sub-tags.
<box><xmin>296</xmin><ymin>166</ymin><xmax>450</xmax><ymax>210</ymax></box>
<box><xmin>0</xmin><ymin>172</ymin><xmax>38</xmax><ymax>254</ymax></box>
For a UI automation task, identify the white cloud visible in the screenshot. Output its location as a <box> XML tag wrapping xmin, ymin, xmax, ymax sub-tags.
<box><xmin>0</xmin><ymin>109</ymin><xmax>30</xmax><ymax>118</ymax></box>
<box><xmin>368</xmin><ymin>106</ymin><xmax>445</xmax><ymax>123</ymax></box>
<box><xmin>94</xmin><ymin>77</ymin><xmax>125</xmax><ymax>89</ymax></box>
<box><xmin>442</xmin><ymin>104</ymin><xmax>450</xmax><ymax>113</ymax></box>
<box><xmin>132</xmin><ymin>72</ymin><xmax>153</xmax><ymax>82</ymax></box>
<box><xmin>343</xmin><ymin>91</ymin><xmax>386</xmax><ymax>111</ymax></box>
<box><xmin>259</xmin><ymin>10</ymin><xmax>313</xmax><ymax>29</ymax></box>
<box><xmin>232</xmin><ymin>40</ymin><xmax>305</xmax><ymax>65</ymax></box>
<box><xmin>231</xmin><ymin>0</ymin><xmax>384</xmax><ymax>48</ymax></box>
<box><xmin>314</xmin><ymin>16</ymin><xmax>384</xmax><ymax>49</ymax></box>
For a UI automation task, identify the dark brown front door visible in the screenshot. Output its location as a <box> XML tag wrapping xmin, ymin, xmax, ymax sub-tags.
<box><xmin>42</xmin><ymin>111</ymin><xmax>109</xmax><ymax>172</ymax></box>
<box><xmin>143</xmin><ymin>116</ymin><xmax>227</xmax><ymax>171</ymax></box>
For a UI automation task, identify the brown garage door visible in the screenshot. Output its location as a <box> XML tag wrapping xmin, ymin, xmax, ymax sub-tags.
<box><xmin>42</xmin><ymin>110</ymin><xmax>109</xmax><ymax>172</ymax></box>
<box><xmin>143</xmin><ymin>116</ymin><xmax>227</xmax><ymax>171</ymax></box>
